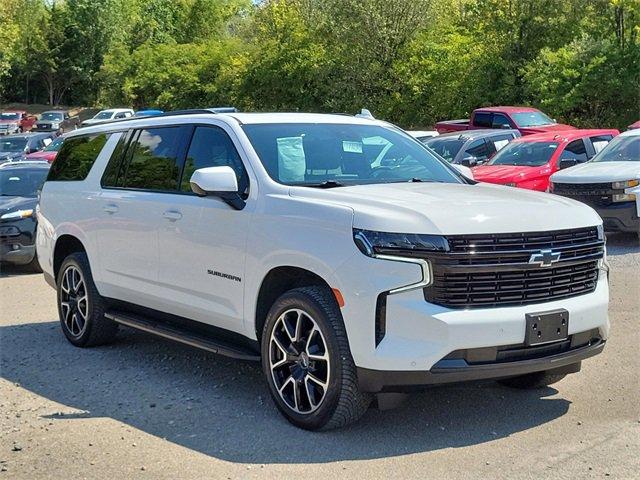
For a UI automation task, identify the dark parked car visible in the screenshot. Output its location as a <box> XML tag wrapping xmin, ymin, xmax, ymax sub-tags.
<box><xmin>32</xmin><ymin>110</ymin><xmax>79</xmax><ymax>135</ymax></box>
<box><xmin>422</xmin><ymin>129</ymin><xmax>521</xmax><ymax>167</ymax></box>
<box><xmin>0</xmin><ymin>133</ymin><xmax>57</xmax><ymax>164</ymax></box>
<box><xmin>0</xmin><ymin>161</ymin><xmax>50</xmax><ymax>271</ymax></box>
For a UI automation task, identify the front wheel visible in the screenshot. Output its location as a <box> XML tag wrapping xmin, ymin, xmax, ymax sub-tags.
<box><xmin>261</xmin><ymin>286</ymin><xmax>371</xmax><ymax>430</ymax></box>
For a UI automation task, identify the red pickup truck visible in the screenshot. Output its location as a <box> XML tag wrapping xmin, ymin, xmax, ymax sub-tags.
<box><xmin>435</xmin><ymin>106</ymin><xmax>575</xmax><ymax>136</ymax></box>
<box><xmin>0</xmin><ymin>110</ymin><xmax>37</xmax><ymax>135</ymax></box>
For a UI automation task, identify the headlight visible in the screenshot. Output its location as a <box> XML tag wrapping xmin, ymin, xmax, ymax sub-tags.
<box><xmin>353</xmin><ymin>229</ymin><xmax>448</xmax><ymax>257</ymax></box>
<box><xmin>1</xmin><ymin>209</ymin><xmax>34</xmax><ymax>220</ymax></box>
<box><xmin>612</xmin><ymin>179</ymin><xmax>639</xmax><ymax>189</ymax></box>
<box><xmin>51</xmin><ymin>123</ymin><xmax>60</xmax><ymax>128</ymax></box>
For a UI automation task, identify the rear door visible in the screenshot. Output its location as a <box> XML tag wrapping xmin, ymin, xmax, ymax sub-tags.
<box><xmin>97</xmin><ymin>126</ymin><xmax>190</xmax><ymax>304</ymax></box>
<box><xmin>587</xmin><ymin>134</ymin><xmax>614</xmax><ymax>157</ymax></box>
<box><xmin>156</xmin><ymin>124</ymin><xmax>252</xmax><ymax>332</ymax></box>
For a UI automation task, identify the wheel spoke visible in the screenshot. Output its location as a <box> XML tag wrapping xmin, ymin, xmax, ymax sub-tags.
<box><xmin>293</xmin><ymin>311</ymin><xmax>302</xmax><ymax>342</ymax></box>
<box><xmin>304</xmin><ymin>376</ymin><xmax>317</xmax><ymax>408</ymax></box>
<box><xmin>307</xmin><ymin>372</ymin><xmax>327</xmax><ymax>390</ymax></box>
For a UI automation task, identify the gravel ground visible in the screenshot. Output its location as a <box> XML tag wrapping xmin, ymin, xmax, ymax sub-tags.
<box><xmin>1</xmin><ymin>233</ymin><xmax>638</xmax><ymax>479</ymax></box>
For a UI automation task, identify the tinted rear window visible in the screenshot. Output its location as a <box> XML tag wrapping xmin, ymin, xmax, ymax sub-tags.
<box><xmin>473</xmin><ymin>112</ymin><xmax>492</xmax><ymax>128</ymax></box>
<box><xmin>47</xmin><ymin>133</ymin><xmax>109</xmax><ymax>181</ymax></box>
<box><xmin>120</xmin><ymin>126</ymin><xmax>189</xmax><ymax>191</ymax></box>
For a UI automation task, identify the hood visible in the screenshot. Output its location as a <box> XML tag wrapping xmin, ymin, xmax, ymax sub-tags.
<box><xmin>81</xmin><ymin>118</ymin><xmax>107</xmax><ymax>126</ymax></box>
<box><xmin>0</xmin><ymin>196</ymin><xmax>37</xmax><ymax>216</ymax></box>
<box><xmin>288</xmin><ymin>182</ymin><xmax>601</xmax><ymax>235</ymax></box>
<box><xmin>26</xmin><ymin>151</ymin><xmax>56</xmax><ymax>162</ymax></box>
<box><xmin>521</xmin><ymin>123</ymin><xmax>575</xmax><ymax>135</ymax></box>
<box><xmin>551</xmin><ymin>161</ymin><xmax>640</xmax><ymax>184</ymax></box>
<box><xmin>472</xmin><ymin>164</ymin><xmax>550</xmax><ymax>184</ymax></box>
<box><xmin>0</xmin><ymin>152</ymin><xmax>25</xmax><ymax>162</ymax></box>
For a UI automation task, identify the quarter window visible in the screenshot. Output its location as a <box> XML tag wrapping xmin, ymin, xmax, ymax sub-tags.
<box><xmin>181</xmin><ymin>126</ymin><xmax>248</xmax><ymax>193</ymax></box>
<box><xmin>47</xmin><ymin>133</ymin><xmax>110</xmax><ymax>181</ymax></box>
<box><xmin>121</xmin><ymin>126</ymin><xmax>190</xmax><ymax>191</ymax></box>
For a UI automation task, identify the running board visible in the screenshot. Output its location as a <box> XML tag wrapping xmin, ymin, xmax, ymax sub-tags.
<box><xmin>105</xmin><ymin>311</ymin><xmax>260</xmax><ymax>361</ymax></box>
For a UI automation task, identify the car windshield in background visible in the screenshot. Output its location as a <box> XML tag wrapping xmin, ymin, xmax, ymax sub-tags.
<box><xmin>423</xmin><ymin>137</ymin><xmax>465</xmax><ymax>162</ymax></box>
<box><xmin>592</xmin><ymin>135</ymin><xmax>639</xmax><ymax>162</ymax></box>
<box><xmin>0</xmin><ymin>168</ymin><xmax>48</xmax><ymax>196</ymax></box>
<box><xmin>511</xmin><ymin>111</ymin><xmax>555</xmax><ymax>127</ymax></box>
<box><xmin>94</xmin><ymin>111</ymin><xmax>113</xmax><ymax>119</ymax></box>
<box><xmin>43</xmin><ymin>137</ymin><xmax>64</xmax><ymax>152</ymax></box>
<box><xmin>41</xmin><ymin>112</ymin><xmax>64</xmax><ymax>121</ymax></box>
<box><xmin>243</xmin><ymin>123</ymin><xmax>461</xmax><ymax>186</ymax></box>
<box><xmin>0</xmin><ymin>137</ymin><xmax>28</xmax><ymax>152</ymax></box>
<box><xmin>0</xmin><ymin>113</ymin><xmax>20</xmax><ymax>121</ymax></box>
<box><xmin>488</xmin><ymin>141</ymin><xmax>558</xmax><ymax>167</ymax></box>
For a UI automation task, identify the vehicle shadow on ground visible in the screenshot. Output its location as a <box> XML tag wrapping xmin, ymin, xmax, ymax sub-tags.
<box><xmin>605</xmin><ymin>232</ymin><xmax>639</xmax><ymax>256</ymax></box>
<box><xmin>1</xmin><ymin>321</ymin><xmax>571</xmax><ymax>464</ymax></box>
<box><xmin>0</xmin><ymin>265</ymin><xmax>41</xmax><ymax>278</ymax></box>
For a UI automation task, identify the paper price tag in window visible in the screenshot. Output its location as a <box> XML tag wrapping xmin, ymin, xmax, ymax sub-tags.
<box><xmin>343</xmin><ymin>141</ymin><xmax>363</xmax><ymax>153</ymax></box>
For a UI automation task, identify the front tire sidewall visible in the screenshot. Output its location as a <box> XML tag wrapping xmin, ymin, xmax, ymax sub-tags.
<box><xmin>261</xmin><ymin>290</ymin><xmax>346</xmax><ymax>430</ymax></box>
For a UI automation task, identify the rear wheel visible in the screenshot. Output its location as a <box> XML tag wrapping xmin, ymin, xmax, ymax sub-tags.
<box><xmin>261</xmin><ymin>286</ymin><xmax>371</xmax><ymax>430</ymax></box>
<box><xmin>498</xmin><ymin>371</ymin><xmax>566</xmax><ymax>389</ymax></box>
<box><xmin>57</xmin><ymin>252</ymin><xmax>118</xmax><ymax>347</ymax></box>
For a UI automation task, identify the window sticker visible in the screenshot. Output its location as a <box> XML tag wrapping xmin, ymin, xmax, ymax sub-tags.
<box><xmin>592</xmin><ymin>141</ymin><xmax>609</xmax><ymax>153</ymax></box>
<box><xmin>342</xmin><ymin>141</ymin><xmax>363</xmax><ymax>154</ymax></box>
<box><xmin>494</xmin><ymin>139</ymin><xmax>509</xmax><ymax>151</ymax></box>
<box><xmin>277</xmin><ymin>136</ymin><xmax>306</xmax><ymax>182</ymax></box>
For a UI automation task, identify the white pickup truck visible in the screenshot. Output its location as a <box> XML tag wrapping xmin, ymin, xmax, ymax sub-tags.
<box><xmin>551</xmin><ymin>129</ymin><xmax>640</xmax><ymax>239</ymax></box>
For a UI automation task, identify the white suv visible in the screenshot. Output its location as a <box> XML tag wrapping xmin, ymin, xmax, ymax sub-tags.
<box><xmin>37</xmin><ymin>110</ymin><xmax>609</xmax><ymax>430</ymax></box>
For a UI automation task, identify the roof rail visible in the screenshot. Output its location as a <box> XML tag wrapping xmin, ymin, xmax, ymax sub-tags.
<box><xmin>77</xmin><ymin>107</ymin><xmax>239</xmax><ymax>128</ymax></box>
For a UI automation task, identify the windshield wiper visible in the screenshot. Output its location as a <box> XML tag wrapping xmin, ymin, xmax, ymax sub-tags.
<box><xmin>306</xmin><ymin>180</ymin><xmax>344</xmax><ymax>189</ymax></box>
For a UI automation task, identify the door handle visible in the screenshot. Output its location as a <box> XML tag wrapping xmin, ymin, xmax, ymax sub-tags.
<box><xmin>162</xmin><ymin>210</ymin><xmax>182</xmax><ymax>221</ymax></box>
<box><xmin>103</xmin><ymin>204</ymin><xmax>118</xmax><ymax>214</ymax></box>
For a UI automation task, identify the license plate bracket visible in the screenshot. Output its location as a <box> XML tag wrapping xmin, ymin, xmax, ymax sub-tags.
<box><xmin>525</xmin><ymin>309</ymin><xmax>569</xmax><ymax>346</ymax></box>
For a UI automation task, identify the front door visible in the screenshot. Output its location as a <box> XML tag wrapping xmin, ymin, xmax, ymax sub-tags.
<box><xmin>156</xmin><ymin>125</ymin><xmax>252</xmax><ymax>333</ymax></box>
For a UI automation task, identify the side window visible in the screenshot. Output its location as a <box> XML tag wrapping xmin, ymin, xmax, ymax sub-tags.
<box><xmin>491</xmin><ymin>113</ymin><xmax>511</xmax><ymax>128</ymax></box>
<box><xmin>560</xmin><ymin>139</ymin><xmax>588</xmax><ymax>162</ymax></box>
<box><xmin>489</xmin><ymin>134</ymin><xmax>513</xmax><ymax>152</ymax></box>
<box><xmin>464</xmin><ymin>139</ymin><xmax>490</xmax><ymax>161</ymax></box>
<box><xmin>114</xmin><ymin>113</ymin><xmax>126</xmax><ymax>119</ymax></box>
<box><xmin>121</xmin><ymin>126</ymin><xmax>190</xmax><ymax>191</ymax></box>
<box><xmin>181</xmin><ymin>126</ymin><xmax>248</xmax><ymax>193</ymax></box>
<box><xmin>47</xmin><ymin>133</ymin><xmax>110</xmax><ymax>181</ymax></box>
<box><xmin>473</xmin><ymin>112</ymin><xmax>492</xmax><ymax>128</ymax></box>
<box><xmin>590</xmin><ymin>135</ymin><xmax>613</xmax><ymax>155</ymax></box>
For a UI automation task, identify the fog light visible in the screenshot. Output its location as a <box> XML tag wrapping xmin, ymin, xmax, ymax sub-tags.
<box><xmin>12</xmin><ymin>244</ymin><xmax>19</xmax><ymax>250</ymax></box>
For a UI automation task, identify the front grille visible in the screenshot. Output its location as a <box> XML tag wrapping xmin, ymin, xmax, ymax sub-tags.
<box><xmin>553</xmin><ymin>182</ymin><xmax>614</xmax><ymax>207</ymax></box>
<box><xmin>37</xmin><ymin>124</ymin><xmax>51</xmax><ymax>129</ymax></box>
<box><xmin>423</xmin><ymin>227</ymin><xmax>603</xmax><ymax>308</ymax></box>
<box><xmin>0</xmin><ymin>225</ymin><xmax>20</xmax><ymax>237</ymax></box>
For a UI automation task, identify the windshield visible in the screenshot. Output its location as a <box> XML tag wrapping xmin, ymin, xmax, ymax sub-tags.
<box><xmin>41</xmin><ymin>112</ymin><xmax>64</xmax><ymax>121</ymax></box>
<box><xmin>0</xmin><ymin>113</ymin><xmax>19</xmax><ymax>121</ymax></box>
<box><xmin>423</xmin><ymin>137</ymin><xmax>464</xmax><ymax>162</ymax></box>
<box><xmin>0</xmin><ymin>137</ymin><xmax>28</xmax><ymax>153</ymax></box>
<box><xmin>488</xmin><ymin>141</ymin><xmax>558</xmax><ymax>166</ymax></box>
<box><xmin>43</xmin><ymin>137</ymin><xmax>64</xmax><ymax>152</ymax></box>
<box><xmin>94</xmin><ymin>111</ymin><xmax>114</xmax><ymax>119</ymax></box>
<box><xmin>243</xmin><ymin>123</ymin><xmax>461</xmax><ymax>186</ymax></box>
<box><xmin>0</xmin><ymin>168</ymin><xmax>48</xmax><ymax>196</ymax></box>
<box><xmin>511</xmin><ymin>111</ymin><xmax>555</xmax><ymax>127</ymax></box>
<box><xmin>592</xmin><ymin>135</ymin><xmax>639</xmax><ymax>162</ymax></box>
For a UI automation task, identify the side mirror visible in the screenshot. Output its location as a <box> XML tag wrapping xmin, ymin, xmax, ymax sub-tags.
<box><xmin>559</xmin><ymin>158</ymin><xmax>579</xmax><ymax>170</ymax></box>
<box><xmin>461</xmin><ymin>156</ymin><xmax>478</xmax><ymax>167</ymax></box>
<box><xmin>190</xmin><ymin>166</ymin><xmax>245</xmax><ymax>210</ymax></box>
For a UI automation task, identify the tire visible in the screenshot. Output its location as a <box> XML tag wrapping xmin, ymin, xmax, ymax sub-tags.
<box><xmin>261</xmin><ymin>286</ymin><xmax>371</xmax><ymax>430</ymax></box>
<box><xmin>25</xmin><ymin>250</ymin><xmax>42</xmax><ymax>273</ymax></box>
<box><xmin>56</xmin><ymin>252</ymin><xmax>118</xmax><ymax>347</ymax></box>
<box><xmin>497</xmin><ymin>371</ymin><xmax>566</xmax><ymax>389</ymax></box>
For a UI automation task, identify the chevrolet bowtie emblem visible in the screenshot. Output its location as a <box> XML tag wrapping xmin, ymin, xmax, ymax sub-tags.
<box><xmin>529</xmin><ymin>249</ymin><xmax>561</xmax><ymax>267</ymax></box>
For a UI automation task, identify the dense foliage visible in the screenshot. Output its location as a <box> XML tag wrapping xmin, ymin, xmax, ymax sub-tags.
<box><xmin>1</xmin><ymin>0</ymin><xmax>638</xmax><ymax>129</ymax></box>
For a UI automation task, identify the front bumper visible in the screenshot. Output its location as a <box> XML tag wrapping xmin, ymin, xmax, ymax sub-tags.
<box><xmin>593</xmin><ymin>201</ymin><xmax>639</xmax><ymax>233</ymax></box>
<box><xmin>0</xmin><ymin>219</ymin><xmax>37</xmax><ymax>265</ymax></box>
<box><xmin>333</xmin><ymin>252</ymin><xmax>609</xmax><ymax>373</ymax></box>
<box><xmin>358</xmin><ymin>334</ymin><xmax>604</xmax><ymax>392</ymax></box>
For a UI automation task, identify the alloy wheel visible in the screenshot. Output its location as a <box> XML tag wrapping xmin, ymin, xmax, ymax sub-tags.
<box><xmin>59</xmin><ymin>266</ymin><xmax>89</xmax><ymax>337</ymax></box>
<box><xmin>269</xmin><ymin>308</ymin><xmax>330</xmax><ymax>414</ymax></box>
